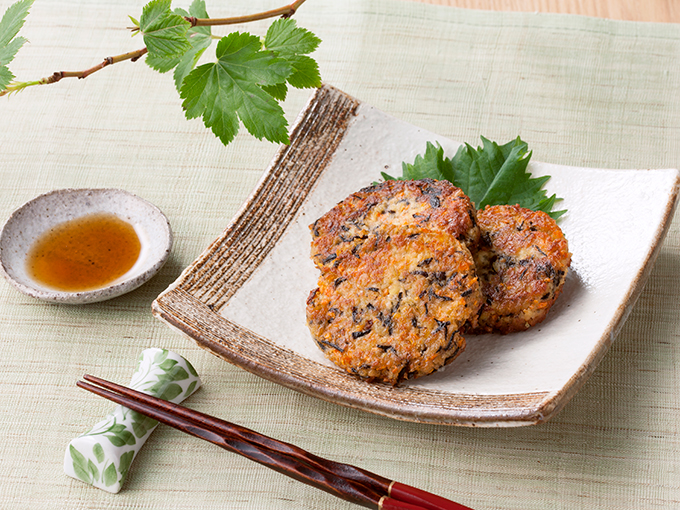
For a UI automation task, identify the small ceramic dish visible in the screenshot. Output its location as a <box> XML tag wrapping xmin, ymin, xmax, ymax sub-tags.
<box><xmin>0</xmin><ymin>188</ymin><xmax>172</xmax><ymax>304</ymax></box>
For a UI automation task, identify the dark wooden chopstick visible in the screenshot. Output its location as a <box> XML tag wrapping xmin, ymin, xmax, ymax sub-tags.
<box><xmin>77</xmin><ymin>374</ymin><xmax>474</xmax><ymax>510</ymax></box>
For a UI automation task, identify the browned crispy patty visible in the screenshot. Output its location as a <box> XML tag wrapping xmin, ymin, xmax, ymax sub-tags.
<box><xmin>310</xmin><ymin>179</ymin><xmax>480</xmax><ymax>271</ymax></box>
<box><xmin>467</xmin><ymin>204</ymin><xmax>571</xmax><ymax>335</ymax></box>
<box><xmin>306</xmin><ymin>227</ymin><xmax>483</xmax><ymax>385</ymax></box>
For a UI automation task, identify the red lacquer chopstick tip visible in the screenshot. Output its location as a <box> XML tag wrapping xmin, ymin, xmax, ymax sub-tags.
<box><xmin>390</xmin><ymin>482</ymin><xmax>475</xmax><ymax>510</ymax></box>
<box><xmin>380</xmin><ymin>496</ymin><xmax>433</xmax><ymax>510</ymax></box>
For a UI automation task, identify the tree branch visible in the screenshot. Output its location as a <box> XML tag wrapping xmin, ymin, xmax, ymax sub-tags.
<box><xmin>185</xmin><ymin>0</ymin><xmax>307</xmax><ymax>27</ymax></box>
<box><xmin>1</xmin><ymin>0</ymin><xmax>310</xmax><ymax>97</ymax></box>
<box><xmin>0</xmin><ymin>48</ymin><xmax>148</xmax><ymax>96</ymax></box>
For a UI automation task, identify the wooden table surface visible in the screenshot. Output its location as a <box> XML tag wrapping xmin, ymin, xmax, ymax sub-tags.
<box><xmin>408</xmin><ymin>0</ymin><xmax>678</xmax><ymax>24</ymax></box>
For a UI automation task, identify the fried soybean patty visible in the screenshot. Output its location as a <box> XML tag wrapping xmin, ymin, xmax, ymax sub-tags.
<box><xmin>306</xmin><ymin>227</ymin><xmax>483</xmax><ymax>385</ymax></box>
<box><xmin>310</xmin><ymin>179</ymin><xmax>480</xmax><ymax>271</ymax></box>
<box><xmin>468</xmin><ymin>204</ymin><xmax>571</xmax><ymax>334</ymax></box>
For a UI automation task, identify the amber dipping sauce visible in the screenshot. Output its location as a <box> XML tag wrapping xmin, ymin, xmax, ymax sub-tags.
<box><xmin>26</xmin><ymin>213</ymin><xmax>142</xmax><ymax>292</ymax></box>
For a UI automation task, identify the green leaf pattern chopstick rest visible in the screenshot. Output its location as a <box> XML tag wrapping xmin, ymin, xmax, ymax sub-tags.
<box><xmin>63</xmin><ymin>348</ymin><xmax>202</xmax><ymax>493</ymax></box>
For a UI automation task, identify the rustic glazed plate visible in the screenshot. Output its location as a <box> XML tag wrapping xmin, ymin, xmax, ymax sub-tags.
<box><xmin>153</xmin><ymin>85</ymin><xmax>679</xmax><ymax>426</ymax></box>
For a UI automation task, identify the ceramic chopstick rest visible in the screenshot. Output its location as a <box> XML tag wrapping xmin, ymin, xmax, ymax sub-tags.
<box><xmin>64</xmin><ymin>348</ymin><xmax>202</xmax><ymax>493</ymax></box>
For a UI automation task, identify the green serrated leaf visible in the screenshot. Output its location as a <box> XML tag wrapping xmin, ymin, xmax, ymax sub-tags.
<box><xmin>451</xmin><ymin>138</ymin><xmax>514</xmax><ymax>206</ymax></box>
<box><xmin>380</xmin><ymin>171</ymin><xmax>403</xmax><ymax>182</ymax></box>
<box><xmin>264</xmin><ymin>19</ymin><xmax>321</xmax><ymax>90</ymax></box>
<box><xmin>172</xmin><ymin>40</ymin><xmax>209</xmax><ymax>88</ymax></box>
<box><xmin>186</xmin><ymin>0</ymin><xmax>209</xmax><ymax>22</ymax></box>
<box><xmin>103</xmin><ymin>463</ymin><xmax>118</xmax><ymax>487</ymax></box>
<box><xmin>538</xmin><ymin>193</ymin><xmax>557</xmax><ymax>211</ymax></box>
<box><xmin>220</xmin><ymin>31</ymin><xmax>290</xmax><ymax>87</ymax></box>
<box><xmin>540</xmin><ymin>195</ymin><xmax>566</xmax><ymax>220</ymax></box>
<box><xmin>180</xmin><ymin>31</ymin><xmax>291</xmax><ymax>144</ymax></box>
<box><xmin>285</xmin><ymin>55</ymin><xmax>321</xmax><ymax>89</ymax></box>
<box><xmin>265</xmin><ymin>18</ymin><xmax>320</xmax><ymax>57</ymax></box>
<box><xmin>0</xmin><ymin>0</ymin><xmax>33</xmax><ymax>48</ymax></box>
<box><xmin>145</xmin><ymin>50</ymin><xmax>181</xmax><ymax>73</ymax></box>
<box><xmin>402</xmin><ymin>142</ymin><xmax>455</xmax><ymax>182</ymax></box>
<box><xmin>140</xmin><ymin>0</ymin><xmax>191</xmax><ymax>63</ymax></box>
<box><xmin>171</xmin><ymin>1</ymin><xmax>212</xmax><ymax>90</ymax></box>
<box><xmin>92</xmin><ymin>443</ymin><xmax>105</xmax><ymax>464</ymax></box>
<box><xmin>231</xmin><ymin>86</ymin><xmax>288</xmax><ymax>143</ymax></box>
<box><xmin>451</xmin><ymin>136</ymin><xmax>547</xmax><ymax>211</ymax></box>
<box><xmin>146</xmin><ymin>0</ymin><xmax>212</xmax><ymax>78</ymax></box>
<box><xmin>0</xmin><ymin>35</ymin><xmax>25</xmax><ymax>65</ymax></box>
<box><xmin>473</xmin><ymin>141</ymin><xmax>530</xmax><ymax>206</ymax></box>
<box><xmin>0</xmin><ymin>0</ymin><xmax>33</xmax><ymax>92</ymax></box>
<box><xmin>0</xmin><ymin>64</ymin><xmax>13</xmax><ymax>90</ymax></box>
<box><xmin>392</xmin><ymin>137</ymin><xmax>565</xmax><ymax>217</ymax></box>
<box><xmin>180</xmin><ymin>62</ymin><xmax>215</xmax><ymax>119</ymax></box>
<box><xmin>262</xmin><ymin>82</ymin><xmax>287</xmax><ymax>101</ymax></box>
<box><xmin>140</xmin><ymin>0</ymin><xmax>172</xmax><ymax>35</ymax></box>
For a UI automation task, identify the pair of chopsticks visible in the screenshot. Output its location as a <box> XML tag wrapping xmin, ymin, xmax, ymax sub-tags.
<box><xmin>78</xmin><ymin>375</ymin><xmax>475</xmax><ymax>510</ymax></box>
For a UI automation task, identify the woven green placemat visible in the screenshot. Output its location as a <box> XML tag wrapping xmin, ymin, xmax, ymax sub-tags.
<box><xmin>1</xmin><ymin>1</ymin><xmax>679</xmax><ymax>508</ymax></box>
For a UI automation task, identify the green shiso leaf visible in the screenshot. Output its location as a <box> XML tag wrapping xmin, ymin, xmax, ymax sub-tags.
<box><xmin>384</xmin><ymin>136</ymin><xmax>566</xmax><ymax>219</ymax></box>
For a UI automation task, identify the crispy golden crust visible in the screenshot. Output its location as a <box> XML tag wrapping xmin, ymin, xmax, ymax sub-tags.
<box><xmin>310</xmin><ymin>179</ymin><xmax>480</xmax><ymax>270</ymax></box>
<box><xmin>467</xmin><ymin>204</ymin><xmax>571</xmax><ymax>334</ymax></box>
<box><xmin>306</xmin><ymin>227</ymin><xmax>482</xmax><ymax>385</ymax></box>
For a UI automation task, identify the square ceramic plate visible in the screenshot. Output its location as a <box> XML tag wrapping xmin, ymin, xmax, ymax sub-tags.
<box><xmin>153</xmin><ymin>85</ymin><xmax>679</xmax><ymax>427</ymax></box>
